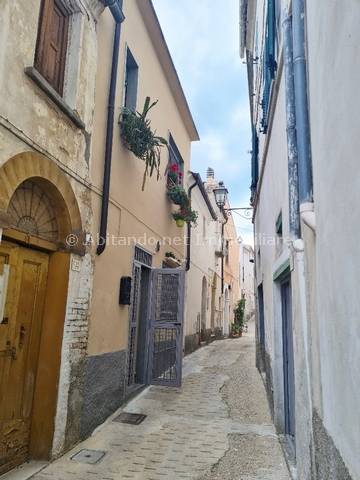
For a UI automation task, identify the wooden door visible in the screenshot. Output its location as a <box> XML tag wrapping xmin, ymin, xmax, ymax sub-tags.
<box><xmin>0</xmin><ymin>242</ymin><xmax>49</xmax><ymax>474</ymax></box>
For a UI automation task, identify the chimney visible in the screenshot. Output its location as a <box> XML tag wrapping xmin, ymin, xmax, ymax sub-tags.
<box><xmin>206</xmin><ymin>167</ymin><xmax>214</xmax><ymax>180</ymax></box>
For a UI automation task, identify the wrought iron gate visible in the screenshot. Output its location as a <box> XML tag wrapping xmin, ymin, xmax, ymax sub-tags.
<box><xmin>127</xmin><ymin>263</ymin><xmax>142</xmax><ymax>387</ymax></box>
<box><xmin>148</xmin><ymin>268</ymin><xmax>185</xmax><ymax>387</ymax></box>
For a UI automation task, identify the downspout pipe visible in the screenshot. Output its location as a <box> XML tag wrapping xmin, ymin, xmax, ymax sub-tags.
<box><xmin>103</xmin><ymin>0</ymin><xmax>124</xmax><ymax>24</ymax></box>
<box><xmin>185</xmin><ymin>179</ymin><xmax>198</xmax><ymax>271</ymax></box>
<box><xmin>283</xmin><ymin>14</ymin><xmax>300</xmax><ymax>238</ymax></box>
<box><xmin>221</xmin><ymin>213</ymin><xmax>229</xmax><ymax>294</ymax></box>
<box><xmin>97</xmin><ymin>3</ymin><xmax>125</xmax><ymax>255</ymax></box>
<box><xmin>292</xmin><ymin>0</ymin><xmax>315</xmax><ymax>230</ymax></box>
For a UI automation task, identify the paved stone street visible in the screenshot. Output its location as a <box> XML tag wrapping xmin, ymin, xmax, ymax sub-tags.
<box><xmin>28</xmin><ymin>322</ymin><xmax>290</xmax><ymax>480</ymax></box>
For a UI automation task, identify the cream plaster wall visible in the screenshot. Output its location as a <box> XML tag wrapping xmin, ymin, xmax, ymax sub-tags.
<box><xmin>184</xmin><ymin>184</ymin><xmax>221</xmax><ymax>339</ymax></box>
<box><xmin>88</xmin><ymin>1</ymin><xmax>196</xmax><ymax>355</ymax></box>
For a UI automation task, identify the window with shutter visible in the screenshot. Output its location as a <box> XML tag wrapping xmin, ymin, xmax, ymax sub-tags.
<box><xmin>260</xmin><ymin>0</ymin><xmax>277</xmax><ymax>134</ymax></box>
<box><xmin>35</xmin><ymin>0</ymin><xmax>69</xmax><ymax>96</ymax></box>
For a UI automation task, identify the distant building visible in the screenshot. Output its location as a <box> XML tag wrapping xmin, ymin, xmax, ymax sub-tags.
<box><xmin>239</xmin><ymin>241</ymin><xmax>255</xmax><ymax>320</ymax></box>
<box><xmin>183</xmin><ymin>172</ymin><xmax>221</xmax><ymax>353</ymax></box>
<box><xmin>184</xmin><ymin>168</ymin><xmax>241</xmax><ymax>353</ymax></box>
<box><xmin>241</xmin><ymin>0</ymin><xmax>360</xmax><ymax>479</ymax></box>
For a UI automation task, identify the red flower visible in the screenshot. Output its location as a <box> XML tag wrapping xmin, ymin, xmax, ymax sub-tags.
<box><xmin>170</xmin><ymin>164</ymin><xmax>179</xmax><ymax>172</ymax></box>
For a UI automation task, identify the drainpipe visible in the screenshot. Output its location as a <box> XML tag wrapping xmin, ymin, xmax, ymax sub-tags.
<box><xmin>185</xmin><ymin>178</ymin><xmax>198</xmax><ymax>271</ymax></box>
<box><xmin>221</xmin><ymin>214</ymin><xmax>229</xmax><ymax>294</ymax></box>
<box><xmin>97</xmin><ymin>2</ymin><xmax>125</xmax><ymax>255</ymax></box>
<box><xmin>292</xmin><ymin>0</ymin><xmax>315</xmax><ymax>231</ymax></box>
<box><xmin>283</xmin><ymin>13</ymin><xmax>300</xmax><ymax>238</ymax></box>
<box><xmin>286</xmin><ymin>5</ymin><xmax>315</xmax><ymax>474</ymax></box>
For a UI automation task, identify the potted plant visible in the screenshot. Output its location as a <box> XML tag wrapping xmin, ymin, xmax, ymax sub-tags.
<box><xmin>172</xmin><ymin>206</ymin><xmax>198</xmax><ymax>228</ymax></box>
<box><xmin>167</xmin><ymin>185</ymin><xmax>189</xmax><ymax>206</ymax></box>
<box><xmin>232</xmin><ymin>297</ymin><xmax>246</xmax><ymax>337</ymax></box>
<box><xmin>230</xmin><ymin>323</ymin><xmax>242</xmax><ymax>338</ymax></box>
<box><xmin>119</xmin><ymin>97</ymin><xmax>168</xmax><ymax>190</ymax></box>
<box><xmin>167</xmin><ymin>163</ymin><xmax>183</xmax><ymax>185</ymax></box>
<box><xmin>172</xmin><ymin>211</ymin><xmax>186</xmax><ymax>228</ymax></box>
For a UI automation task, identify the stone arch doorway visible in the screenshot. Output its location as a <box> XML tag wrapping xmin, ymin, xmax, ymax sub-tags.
<box><xmin>201</xmin><ymin>276</ymin><xmax>207</xmax><ymax>339</ymax></box>
<box><xmin>0</xmin><ymin>152</ymin><xmax>83</xmax><ymax>474</ymax></box>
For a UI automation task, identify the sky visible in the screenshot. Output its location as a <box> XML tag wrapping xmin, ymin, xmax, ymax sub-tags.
<box><xmin>152</xmin><ymin>0</ymin><xmax>254</xmax><ymax>245</ymax></box>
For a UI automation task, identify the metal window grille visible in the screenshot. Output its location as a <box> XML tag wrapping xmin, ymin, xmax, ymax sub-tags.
<box><xmin>134</xmin><ymin>246</ymin><xmax>152</xmax><ymax>267</ymax></box>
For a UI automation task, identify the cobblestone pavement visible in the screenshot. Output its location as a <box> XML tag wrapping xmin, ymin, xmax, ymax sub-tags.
<box><xmin>27</xmin><ymin>321</ymin><xmax>290</xmax><ymax>480</ymax></box>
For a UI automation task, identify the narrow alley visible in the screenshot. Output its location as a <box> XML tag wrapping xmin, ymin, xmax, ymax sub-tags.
<box><xmin>17</xmin><ymin>323</ymin><xmax>290</xmax><ymax>480</ymax></box>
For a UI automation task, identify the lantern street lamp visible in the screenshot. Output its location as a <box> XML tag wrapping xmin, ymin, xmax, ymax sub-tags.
<box><xmin>213</xmin><ymin>181</ymin><xmax>253</xmax><ymax>220</ymax></box>
<box><xmin>213</xmin><ymin>181</ymin><xmax>253</xmax><ymax>295</ymax></box>
<box><xmin>213</xmin><ymin>181</ymin><xmax>228</xmax><ymax>209</ymax></box>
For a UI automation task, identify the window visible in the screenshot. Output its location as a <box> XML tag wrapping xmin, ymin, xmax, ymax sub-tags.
<box><xmin>251</xmin><ymin>125</ymin><xmax>259</xmax><ymax>202</ymax></box>
<box><xmin>203</xmin><ymin>216</ymin><xmax>207</xmax><ymax>239</ymax></box>
<box><xmin>260</xmin><ymin>0</ymin><xmax>277</xmax><ymax>133</ymax></box>
<box><xmin>276</xmin><ymin>211</ymin><xmax>283</xmax><ymax>252</ymax></box>
<box><xmin>35</xmin><ymin>0</ymin><xmax>70</xmax><ymax>95</ymax></box>
<box><xmin>167</xmin><ymin>134</ymin><xmax>184</xmax><ymax>186</ymax></box>
<box><xmin>225</xmin><ymin>240</ymin><xmax>230</xmax><ymax>264</ymax></box>
<box><xmin>124</xmin><ymin>48</ymin><xmax>138</xmax><ymax>111</ymax></box>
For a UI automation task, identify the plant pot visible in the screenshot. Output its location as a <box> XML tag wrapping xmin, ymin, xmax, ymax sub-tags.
<box><xmin>176</xmin><ymin>218</ymin><xmax>185</xmax><ymax>228</ymax></box>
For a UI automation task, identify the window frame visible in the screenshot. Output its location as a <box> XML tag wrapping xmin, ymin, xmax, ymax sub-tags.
<box><xmin>34</xmin><ymin>0</ymin><xmax>70</xmax><ymax>96</ymax></box>
<box><xmin>167</xmin><ymin>134</ymin><xmax>184</xmax><ymax>187</ymax></box>
<box><xmin>260</xmin><ymin>0</ymin><xmax>278</xmax><ymax>134</ymax></box>
<box><xmin>124</xmin><ymin>47</ymin><xmax>139</xmax><ymax>111</ymax></box>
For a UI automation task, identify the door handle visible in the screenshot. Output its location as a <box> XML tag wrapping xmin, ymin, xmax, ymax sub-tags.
<box><xmin>0</xmin><ymin>341</ymin><xmax>16</xmax><ymax>360</ymax></box>
<box><xmin>19</xmin><ymin>325</ymin><xmax>26</xmax><ymax>348</ymax></box>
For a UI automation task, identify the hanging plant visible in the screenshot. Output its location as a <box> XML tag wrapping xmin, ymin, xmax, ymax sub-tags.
<box><xmin>167</xmin><ymin>185</ymin><xmax>189</xmax><ymax>206</ymax></box>
<box><xmin>172</xmin><ymin>206</ymin><xmax>198</xmax><ymax>228</ymax></box>
<box><xmin>172</xmin><ymin>211</ymin><xmax>186</xmax><ymax>228</ymax></box>
<box><xmin>120</xmin><ymin>97</ymin><xmax>168</xmax><ymax>190</ymax></box>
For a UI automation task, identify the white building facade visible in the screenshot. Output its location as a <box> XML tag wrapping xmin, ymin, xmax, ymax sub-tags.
<box><xmin>241</xmin><ymin>0</ymin><xmax>360</xmax><ymax>479</ymax></box>
<box><xmin>239</xmin><ymin>241</ymin><xmax>255</xmax><ymax>320</ymax></box>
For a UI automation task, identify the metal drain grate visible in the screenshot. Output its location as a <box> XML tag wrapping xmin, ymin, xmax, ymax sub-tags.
<box><xmin>71</xmin><ymin>449</ymin><xmax>106</xmax><ymax>464</ymax></box>
<box><xmin>113</xmin><ymin>412</ymin><xmax>147</xmax><ymax>425</ymax></box>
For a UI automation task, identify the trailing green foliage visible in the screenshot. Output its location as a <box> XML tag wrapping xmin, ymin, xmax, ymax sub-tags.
<box><xmin>120</xmin><ymin>97</ymin><xmax>168</xmax><ymax>190</ymax></box>
<box><xmin>167</xmin><ymin>185</ymin><xmax>189</xmax><ymax>206</ymax></box>
<box><xmin>172</xmin><ymin>207</ymin><xmax>198</xmax><ymax>227</ymax></box>
<box><xmin>233</xmin><ymin>297</ymin><xmax>246</xmax><ymax>331</ymax></box>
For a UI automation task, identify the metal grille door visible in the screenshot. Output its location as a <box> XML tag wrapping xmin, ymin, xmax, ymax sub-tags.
<box><xmin>127</xmin><ymin>263</ymin><xmax>142</xmax><ymax>387</ymax></box>
<box><xmin>148</xmin><ymin>269</ymin><xmax>185</xmax><ymax>387</ymax></box>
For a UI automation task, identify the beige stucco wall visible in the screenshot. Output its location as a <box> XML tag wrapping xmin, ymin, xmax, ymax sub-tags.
<box><xmin>240</xmin><ymin>243</ymin><xmax>255</xmax><ymax>319</ymax></box>
<box><xmin>223</xmin><ymin>209</ymin><xmax>241</xmax><ymax>330</ymax></box>
<box><xmin>88</xmin><ymin>0</ymin><xmax>195</xmax><ymax>355</ymax></box>
<box><xmin>184</xmin><ymin>183</ymin><xmax>222</xmax><ymax>339</ymax></box>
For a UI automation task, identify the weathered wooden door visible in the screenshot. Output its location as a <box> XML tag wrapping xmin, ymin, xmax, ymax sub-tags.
<box><xmin>281</xmin><ymin>279</ymin><xmax>296</xmax><ymax>441</ymax></box>
<box><xmin>0</xmin><ymin>242</ymin><xmax>48</xmax><ymax>474</ymax></box>
<box><xmin>148</xmin><ymin>269</ymin><xmax>185</xmax><ymax>387</ymax></box>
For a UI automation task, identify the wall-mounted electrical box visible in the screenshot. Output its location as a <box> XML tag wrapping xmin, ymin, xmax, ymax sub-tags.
<box><xmin>119</xmin><ymin>276</ymin><xmax>132</xmax><ymax>305</ymax></box>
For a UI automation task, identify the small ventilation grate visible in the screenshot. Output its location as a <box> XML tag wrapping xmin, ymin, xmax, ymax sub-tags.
<box><xmin>113</xmin><ymin>412</ymin><xmax>147</xmax><ymax>425</ymax></box>
<box><xmin>71</xmin><ymin>449</ymin><xmax>106</xmax><ymax>464</ymax></box>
